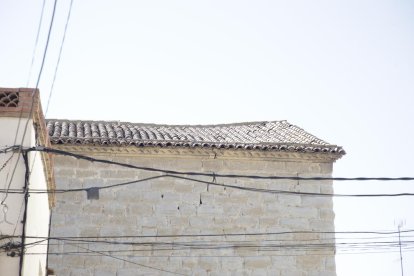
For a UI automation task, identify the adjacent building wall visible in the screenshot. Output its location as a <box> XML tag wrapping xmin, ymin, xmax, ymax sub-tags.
<box><xmin>0</xmin><ymin>88</ymin><xmax>53</xmax><ymax>276</ymax></box>
<box><xmin>49</xmin><ymin>147</ymin><xmax>336</xmax><ymax>276</ymax></box>
<box><xmin>23</xmin><ymin>145</ymin><xmax>51</xmax><ymax>276</ymax></box>
<box><xmin>0</xmin><ymin>118</ymin><xmax>51</xmax><ymax>276</ymax></box>
<box><xmin>0</xmin><ymin>118</ymin><xmax>30</xmax><ymax>275</ymax></box>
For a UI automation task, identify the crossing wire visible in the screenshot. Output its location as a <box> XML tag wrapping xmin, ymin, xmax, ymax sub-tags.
<box><xmin>1</xmin><ymin>174</ymin><xmax>414</xmax><ymax>198</ymax></box>
<box><xmin>27</xmin><ymin>146</ymin><xmax>414</xmax><ymax>182</ymax></box>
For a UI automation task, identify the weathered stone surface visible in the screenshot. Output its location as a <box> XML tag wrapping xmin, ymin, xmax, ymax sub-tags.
<box><xmin>49</xmin><ymin>150</ymin><xmax>337</xmax><ymax>275</ymax></box>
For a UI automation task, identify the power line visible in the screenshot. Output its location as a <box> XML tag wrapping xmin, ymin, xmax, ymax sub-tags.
<box><xmin>0</xmin><ymin>146</ymin><xmax>20</xmax><ymax>154</ymax></box>
<box><xmin>10</xmin><ymin>234</ymin><xmax>414</xmax><ymax>251</ymax></box>
<box><xmin>4</xmin><ymin>231</ymin><xmax>414</xmax><ymax>267</ymax></box>
<box><xmin>0</xmin><ymin>154</ymin><xmax>14</xmax><ymax>173</ymax></box>
<box><xmin>2</xmin><ymin>0</ymin><xmax>48</xmax><ymax>204</ymax></box>
<box><xmin>28</xmin><ymin>0</ymin><xmax>74</xmax><ymax>200</ymax></box>
<box><xmin>3</xmin><ymin>0</ymin><xmax>61</xmax><ymax>263</ymax></box>
<box><xmin>40</xmin><ymin>239</ymin><xmax>414</xmax><ymax>249</ymax></box>
<box><xmin>22</xmin><ymin>235</ymin><xmax>414</xmax><ymax>247</ymax></box>
<box><xmin>1</xmin><ymin>173</ymin><xmax>414</xmax><ymax>198</ymax></box>
<box><xmin>68</xmin><ymin>243</ymin><xmax>187</xmax><ymax>276</ymax></box>
<box><xmin>2</xmin><ymin>146</ymin><xmax>414</xmax><ymax>198</ymax></box>
<box><xmin>0</xmin><ymin>175</ymin><xmax>165</xmax><ymax>194</ymax></box>
<box><xmin>169</xmin><ymin>174</ymin><xmax>414</xmax><ymax>197</ymax></box>
<box><xmin>397</xmin><ymin>221</ymin><xmax>405</xmax><ymax>276</ymax></box>
<box><xmin>23</xmin><ymin>248</ymin><xmax>414</xmax><ymax>257</ymax></box>
<box><xmin>2</xmin><ymin>0</ymin><xmax>59</xmax><ymax>205</ymax></box>
<box><xmin>38</xmin><ymin>234</ymin><xmax>414</xmax><ymax>244</ymax></box>
<box><xmin>23</xmin><ymin>245</ymin><xmax>414</xmax><ymax>254</ymax></box>
<box><xmin>2</xmin><ymin>145</ymin><xmax>414</xmax><ymax>184</ymax></box>
<box><xmin>3</xmin><ymin>229</ymin><xmax>414</xmax><ymax>240</ymax></box>
<box><xmin>44</xmin><ymin>0</ymin><xmax>74</xmax><ymax>116</ymax></box>
<box><xmin>18</xmin><ymin>151</ymin><xmax>30</xmax><ymax>276</ymax></box>
<box><xmin>10</xmin><ymin>237</ymin><xmax>414</xmax><ymax>254</ymax></box>
<box><xmin>25</xmin><ymin>0</ymin><xmax>47</xmax><ymax>87</ymax></box>
<box><xmin>27</xmin><ymin>146</ymin><xmax>414</xmax><ymax>182</ymax></box>
<box><xmin>16</xmin><ymin>232</ymin><xmax>414</xmax><ymax>256</ymax></box>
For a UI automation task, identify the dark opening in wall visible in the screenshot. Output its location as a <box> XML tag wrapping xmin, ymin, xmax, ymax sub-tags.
<box><xmin>0</xmin><ymin>91</ymin><xmax>19</xmax><ymax>107</ymax></box>
<box><xmin>86</xmin><ymin>188</ymin><xmax>100</xmax><ymax>200</ymax></box>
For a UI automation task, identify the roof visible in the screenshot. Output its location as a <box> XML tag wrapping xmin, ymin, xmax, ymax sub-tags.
<box><xmin>46</xmin><ymin>120</ymin><xmax>345</xmax><ymax>155</ymax></box>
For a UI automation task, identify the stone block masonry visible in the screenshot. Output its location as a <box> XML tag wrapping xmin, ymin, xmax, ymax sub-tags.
<box><xmin>48</xmin><ymin>148</ymin><xmax>337</xmax><ymax>275</ymax></box>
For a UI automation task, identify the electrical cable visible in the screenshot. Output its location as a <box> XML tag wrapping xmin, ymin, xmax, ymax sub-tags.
<box><xmin>3</xmin><ymin>147</ymin><xmax>413</xmax><ymax>267</ymax></box>
<box><xmin>44</xmin><ymin>0</ymin><xmax>74</xmax><ymax>116</ymax></box>
<box><xmin>1</xmin><ymin>142</ymin><xmax>412</xmax><ymax>271</ymax></box>
<box><xmin>4</xmin><ymin>145</ymin><xmax>414</xmax><ymax>184</ymax></box>
<box><xmin>18</xmin><ymin>151</ymin><xmax>30</xmax><ymax>276</ymax></box>
<box><xmin>39</xmin><ymin>240</ymin><xmax>414</xmax><ymax>250</ymax></box>
<box><xmin>2</xmin><ymin>0</ymin><xmax>59</xmax><ymax>205</ymax></box>
<box><xmin>25</xmin><ymin>0</ymin><xmax>47</xmax><ymax>87</ymax></box>
<box><xmin>27</xmin><ymin>146</ymin><xmax>414</xmax><ymax>182</ymax></box>
<box><xmin>12</xmin><ymin>236</ymin><xmax>414</xmax><ymax>249</ymax></box>
<box><xmin>0</xmin><ymin>154</ymin><xmax>14</xmax><ymax>173</ymax></box>
<box><xmin>2</xmin><ymin>0</ymin><xmax>46</xmax><ymax>202</ymax></box>
<box><xmin>1</xmin><ymin>173</ymin><xmax>414</xmax><ymax>198</ymax></box>
<box><xmin>23</xmin><ymin>245</ymin><xmax>414</xmax><ymax>255</ymax></box>
<box><xmin>5</xmin><ymin>232</ymin><xmax>414</xmax><ymax>265</ymax></box>
<box><xmin>22</xmin><ymin>248</ymin><xmax>414</xmax><ymax>256</ymax></box>
<box><xmin>68</xmin><ymin>243</ymin><xmax>188</xmax><ymax>276</ymax></box>
<box><xmin>11</xmin><ymin>238</ymin><xmax>414</xmax><ymax>254</ymax></box>
<box><xmin>0</xmin><ymin>146</ymin><xmax>20</xmax><ymax>154</ymax></box>
<box><xmin>3</xmin><ymin>229</ymin><xmax>414</xmax><ymax>240</ymax></box>
<box><xmin>169</xmin><ymin>174</ymin><xmax>414</xmax><ymax>197</ymax></box>
<box><xmin>0</xmin><ymin>175</ymin><xmax>165</xmax><ymax>194</ymax></box>
<box><xmin>21</xmin><ymin>233</ymin><xmax>414</xmax><ymax>247</ymax></box>
<box><xmin>12</xmin><ymin>199</ymin><xmax>26</xmax><ymax>236</ymax></box>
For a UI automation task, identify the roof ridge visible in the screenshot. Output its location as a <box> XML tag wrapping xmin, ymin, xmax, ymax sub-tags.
<box><xmin>45</xmin><ymin>119</ymin><xmax>290</xmax><ymax>128</ymax></box>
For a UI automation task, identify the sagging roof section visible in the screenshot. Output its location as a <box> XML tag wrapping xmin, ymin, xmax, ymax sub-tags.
<box><xmin>46</xmin><ymin>120</ymin><xmax>345</xmax><ymax>155</ymax></box>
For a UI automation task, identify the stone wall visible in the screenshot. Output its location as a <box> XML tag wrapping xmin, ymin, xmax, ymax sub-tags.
<box><xmin>48</xmin><ymin>147</ymin><xmax>336</xmax><ymax>276</ymax></box>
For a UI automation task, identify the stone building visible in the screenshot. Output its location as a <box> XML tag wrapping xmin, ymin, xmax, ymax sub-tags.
<box><xmin>46</xmin><ymin>120</ymin><xmax>344</xmax><ymax>276</ymax></box>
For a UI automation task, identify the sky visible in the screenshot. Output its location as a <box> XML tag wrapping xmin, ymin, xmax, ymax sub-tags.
<box><xmin>1</xmin><ymin>0</ymin><xmax>414</xmax><ymax>275</ymax></box>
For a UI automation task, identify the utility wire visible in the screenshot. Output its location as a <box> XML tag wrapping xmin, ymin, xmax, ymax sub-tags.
<box><xmin>0</xmin><ymin>175</ymin><xmax>165</xmax><ymax>194</ymax></box>
<box><xmin>2</xmin><ymin>0</ymin><xmax>47</xmax><ymax>202</ymax></box>
<box><xmin>16</xmin><ymin>233</ymin><xmax>414</xmax><ymax>255</ymax></box>
<box><xmin>37</xmin><ymin>239</ymin><xmax>414</xmax><ymax>249</ymax></box>
<box><xmin>28</xmin><ymin>0</ymin><xmax>74</xmax><ymax>201</ymax></box>
<box><xmin>2</xmin><ymin>3</ymin><xmax>59</xmax><ymax>272</ymax></box>
<box><xmin>4</xmin><ymin>146</ymin><xmax>414</xmax><ymax>183</ymax></box>
<box><xmin>23</xmin><ymin>248</ymin><xmax>414</xmax><ymax>257</ymax></box>
<box><xmin>68</xmin><ymin>243</ymin><xmax>188</xmax><ymax>276</ymax></box>
<box><xmin>26</xmin><ymin>0</ymin><xmax>47</xmax><ymax>87</ymax></box>
<box><xmin>0</xmin><ymin>154</ymin><xmax>14</xmax><ymax>173</ymax></box>
<box><xmin>23</xmin><ymin>234</ymin><xmax>414</xmax><ymax>245</ymax></box>
<box><xmin>9</xmin><ymin>238</ymin><xmax>414</xmax><ymax>254</ymax></box>
<box><xmin>169</xmin><ymin>174</ymin><xmax>414</xmax><ymax>197</ymax></box>
<box><xmin>27</xmin><ymin>146</ymin><xmax>414</xmax><ymax>182</ymax></box>
<box><xmin>3</xmin><ymin>229</ymin><xmax>414</xmax><ymax>240</ymax></box>
<box><xmin>44</xmin><ymin>0</ymin><xmax>74</xmax><ymax>116</ymax></box>
<box><xmin>16</xmin><ymin>233</ymin><xmax>414</xmax><ymax>250</ymax></box>
<box><xmin>1</xmin><ymin>173</ymin><xmax>414</xmax><ymax>198</ymax></box>
<box><xmin>23</xmin><ymin>245</ymin><xmax>414</xmax><ymax>255</ymax></box>
<box><xmin>11</xmin><ymin>235</ymin><xmax>414</xmax><ymax>250</ymax></box>
<box><xmin>0</xmin><ymin>146</ymin><xmax>20</xmax><ymax>154</ymax></box>
<box><xmin>2</xmin><ymin>0</ymin><xmax>59</xmax><ymax>205</ymax></box>
<box><xmin>5</xmin><ymin>232</ymin><xmax>414</xmax><ymax>263</ymax></box>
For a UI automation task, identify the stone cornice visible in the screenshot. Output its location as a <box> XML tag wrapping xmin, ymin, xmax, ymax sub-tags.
<box><xmin>52</xmin><ymin>144</ymin><xmax>343</xmax><ymax>162</ymax></box>
<box><xmin>32</xmin><ymin>92</ymin><xmax>55</xmax><ymax>208</ymax></box>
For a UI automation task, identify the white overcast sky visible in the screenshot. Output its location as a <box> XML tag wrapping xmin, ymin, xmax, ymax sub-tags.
<box><xmin>1</xmin><ymin>0</ymin><xmax>414</xmax><ymax>275</ymax></box>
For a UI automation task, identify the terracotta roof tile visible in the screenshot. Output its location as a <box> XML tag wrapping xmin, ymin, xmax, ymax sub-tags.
<box><xmin>46</xmin><ymin>120</ymin><xmax>345</xmax><ymax>154</ymax></box>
